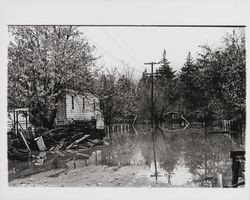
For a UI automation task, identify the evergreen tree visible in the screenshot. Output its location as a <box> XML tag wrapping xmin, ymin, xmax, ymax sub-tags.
<box><xmin>178</xmin><ymin>52</ymin><xmax>203</xmax><ymax>113</ymax></box>
<box><xmin>157</xmin><ymin>49</ymin><xmax>176</xmax><ymax>80</ymax></box>
<box><xmin>137</xmin><ymin>50</ymin><xmax>177</xmax><ymax>124</ymax></box>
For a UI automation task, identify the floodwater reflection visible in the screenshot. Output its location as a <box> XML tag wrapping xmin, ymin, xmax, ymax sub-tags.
<box><xmin>92</xmin><ymin>127</ymin><xmax>242</xmax><ymax>187</ymax></box>
<box><xmin>9</xmin><ymin>126</ymin><xmax>244</xmax><ymax>187</ymax></box>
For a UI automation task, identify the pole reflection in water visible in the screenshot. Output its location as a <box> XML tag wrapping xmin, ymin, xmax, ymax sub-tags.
<box><xmin>9</xmin><ymin>126</ymin><xmax>244</xmax><ymax>187</ymax></box>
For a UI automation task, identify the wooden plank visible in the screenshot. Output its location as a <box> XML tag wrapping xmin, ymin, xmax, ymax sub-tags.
<box><xmin>19</xmin><ymin>131</ymin><xmax>31</xmax><ymax>151</ymax></box>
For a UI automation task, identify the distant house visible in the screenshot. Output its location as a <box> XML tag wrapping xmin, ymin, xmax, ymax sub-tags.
<box><xmin>55</xmin><ymin>90</ymin><xmax>104</xmax><ymax>129</ymax></box>
<box><xmin>185</xmin><ymin>110</ymin><xmax>205</xmax><ymax>128</ymax></box>
<box><xmin>162</xmin><ymin>111</ymin><xmax>186</xmax><ymax>130</ymax></box>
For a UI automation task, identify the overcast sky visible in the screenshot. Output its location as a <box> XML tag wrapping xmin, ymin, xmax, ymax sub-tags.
<box><xmin>79</xmin><ymin>27</ymin><xmax>237</xmax><ymax>79</ymax></box>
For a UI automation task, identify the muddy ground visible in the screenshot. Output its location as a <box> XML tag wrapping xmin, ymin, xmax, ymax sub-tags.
<box><xmin>9</xmin><ymin>159</ymin><xmax>194</xmax><ymax>187</ymax></box>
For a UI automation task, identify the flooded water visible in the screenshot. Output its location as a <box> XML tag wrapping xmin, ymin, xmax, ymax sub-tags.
<box><xmin>8</xmin><ymin>126</ymin><xmax>244</xmax><ymax>187</ymax></box>
<box><xmin>88</xmin><ymin>126</ymin><xmax>244</xmax><ymax>187</ymax></box>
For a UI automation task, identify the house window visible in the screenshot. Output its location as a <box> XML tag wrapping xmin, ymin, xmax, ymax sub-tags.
<box><xmin>82</xmin><ymin>97</ymin><xmax>85</xmax><ymax>112</ymax></box>
<box><xmin>93</xmin><ymin>99</ymin><xmax>96</xmax><ymax>111</ymax></box>
<box><xmin>71</xmin><ymin>96</ymin><xmax>74</xmax><ymax>110</ymax></box>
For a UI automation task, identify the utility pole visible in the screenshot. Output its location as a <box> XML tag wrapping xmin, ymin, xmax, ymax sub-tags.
<box><xmin>144</xmin><ymin>61</ymin><xmax>161</xmax><ymax>182</ymax></box>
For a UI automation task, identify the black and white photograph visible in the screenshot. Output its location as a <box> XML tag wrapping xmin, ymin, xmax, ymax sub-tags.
<box><xmin>6</xmin><ymin>25</ymin><xmax>246</xmax><ymax>188</ymax></box>
<box><xmin>0</xmin><ymin>1</ymin><xmax>249</xmax><ymax>200</ymax></box>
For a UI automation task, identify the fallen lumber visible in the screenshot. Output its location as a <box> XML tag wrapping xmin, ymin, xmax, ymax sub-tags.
<box><xmin>74</xmin><ymin>134</ymin><xmax>90</xmax><ymax>144</ymax></box>
<box><xmin>66</xmin><ymin>135</ymin><xmax>90</xmax><ymax>149</ymax></box>
<box><xmin>77</xmin><ymin>145</ymin><xmax>90</xmax><ymax>149</ymax></box>
<box><xmin>76</xmin><ymin>152</ymin><xmax>90</xmax><ymax>157</ymax></box>
<box><xmin>54</xmin><ymin>138</ymin><xmax>66</xmax><ymax>151</ymax></box>
<box><xmin>19</xmin><ymin>130</ymin><xmax>31</xmax><ymax>152</ymax></box>
<box><xmin>88</xmin><ymin>139</ymin><xmax>102</xmax><ymax>145</ymax></box>
<box><xmin>41</xmin><ymin>127</ymin><xmax>66</xmax><ymax>136</ymax></box>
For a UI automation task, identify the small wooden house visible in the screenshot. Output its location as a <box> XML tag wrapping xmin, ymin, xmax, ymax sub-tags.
<box><xmin>55</xmin><ymin>90</ymin><xmax>104</xmax><ymax>129</ymax></box>
<box><xmin>162</xmin><ymin>111</ymin><xmax>186</xmax><ymax>130</ymax></box>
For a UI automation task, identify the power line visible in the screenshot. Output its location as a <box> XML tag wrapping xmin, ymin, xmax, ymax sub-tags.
<box><xmin>83</xmin><ymin>29</ymin><xmax>142</xmax><ymax>75</ymax></box>
<box><xmin>84</xmin><ymin>31</ymin><xmax>122</xmax><ymax>63</ymax></box>
<box><xmin>101</xmin><ymin>28</ymin><xmax>145</xmax><ymax>69</ymax></box>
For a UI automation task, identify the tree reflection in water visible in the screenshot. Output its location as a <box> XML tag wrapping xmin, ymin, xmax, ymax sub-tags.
<box><xmin>136</xmin><ymin>127</ymin><xmax>242</xmax><ymax>187</ymax></box>
<box><xmin>182</xmin><ymin>129</ymin><xmax>240</xmax><ymax>186</ymax></box>
<box><xmin>99</xmin><ymin>125</ymin><xmax>243</xmax><ymax>187</ymax></box>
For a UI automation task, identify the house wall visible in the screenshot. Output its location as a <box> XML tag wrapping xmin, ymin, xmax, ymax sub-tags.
<box><xmin>55</xmin><ymin>92</ymin><xmax>104</xmax><ymax>129</ymax></box>
<box><xmin>66</xmin><ymin>93</ymin><xmax>99</xmax><ymax>121</ymax></box>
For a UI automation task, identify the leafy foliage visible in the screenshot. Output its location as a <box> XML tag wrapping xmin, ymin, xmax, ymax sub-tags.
<box><xmin>8</xmin><ymin>26</ymin><xmax>97</xmax><ymax>128</ymax></box>
<box><xmin>97</xmin><ymin>68</ymin><xmax>137</xmax><ymax>126</ymax></box>
<box><xmin>97</xmin><ymin>69</ymin><xmax>119</xmax><ymax>126</ymax></box>
<box><xmin>137</xmin><ymin>50</ymin><xmax>177</xmax><ymax>124</ymax></box>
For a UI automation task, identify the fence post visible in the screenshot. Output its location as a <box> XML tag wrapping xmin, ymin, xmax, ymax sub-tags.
<box><xmin>106</xmin><ymin>126</ymin><xmax>110</xmax><ymax>138</ymax></box>
<box><xmin>217</xmin><ymin>173</ymin><xmax>223</xmax><ymax>187</ymax></box>
<box><xmin>112</xmin><ymin>125</ymin><xmax>115</xmax><ymax>137</ymax></box>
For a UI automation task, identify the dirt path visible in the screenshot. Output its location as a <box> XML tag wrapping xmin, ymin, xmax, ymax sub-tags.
<box><xmin>9</xmin><ymin>159</ymin><xmax>196</xmax><ymax>187</ymax></box>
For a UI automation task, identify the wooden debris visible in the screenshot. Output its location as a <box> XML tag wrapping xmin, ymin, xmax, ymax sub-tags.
<box><xmin>35</xmin><ymin>127</ymin><xmax>109</xmax><ymax>152</ymax></box>
<box><xmin>19</xmin><ymin>130</ymin><xmax>31</xmax><ymax>151</ymax></box>
<box><xmin>34</xmin><ymin>136</ymin><xmax>46</xmax><ymax>151</ymax></box>
<box><xmin>74</xmin><ymin>135</ymin><xmax>90</xmax><ymax>144</ymax></box>
<box><xmin>54</xmin><ymin>138</ymin><xmax>67</xmax><ymax>151</ymax></box>
<box><xmin>66</xmin><ymin>135</ymin><xmax>90</xmax><ymax>149</ymax></box>
<box><xmin>89</xmin><ymin>139</ymin><xmax>101</xmax><ymax>144</ymax></box>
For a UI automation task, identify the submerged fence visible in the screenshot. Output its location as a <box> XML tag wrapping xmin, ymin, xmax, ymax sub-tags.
<box><xmin>105</xmin><ymin>124</ymin><xmax>135</xmax><ymax>138</ymax></box>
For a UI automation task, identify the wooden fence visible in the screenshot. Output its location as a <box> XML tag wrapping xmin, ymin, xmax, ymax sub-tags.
<box><xmin>105</xmin><ymin>124</ymin><xmax>134</xmax><ymax>138</ymax></box>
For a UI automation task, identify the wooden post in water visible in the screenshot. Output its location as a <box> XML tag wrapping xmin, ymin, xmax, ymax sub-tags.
<box><xmin>150</xmin><ymin>62</ymin><xmax>158</xmax><ymax>182</ymax></box>
<box><xmin>25</xmin><ymin>111</ymin><xmax>28</xmax><ymax>130</ymax></box>
<box><xmin>204</xmin><ymin>111</ymin><xmax>208</xmax><ymax>139</ymax></box>
<box><xmin>16</xmin><ymin>112</ymin><xmax>19</xmax><ymax>136</ymax></box>
<box><xmin>13</xmin><ymin>110</ymin><xmax>16</xmax><ymax>135</ymax></box>
<box><xmin>217</xmin><ymin>173</ymin><xmax>223</xmax><ymax>187</ymax></box>
<box><xmin>112</xmin><ymin>125</ymin><xmax>114</xmax><ymax>138</ymax></box>
<box><xmin>106</xmin><ymin>126</ymin><xmax>109</xmax><ymax>138</ymax></box>
<box><xmin>95</xmin><ymin>150</ymin><xmax>98</xmax><ymax>165</ymax></box>
<box><xmin>144</xmin><ymin>61</ymin><xmax>160</xmax><ymax>182</ymax></box>
<box><xmin>152</xmin><ymin>129</ymin><xmax>158</xmax><ymax>181</ymax></box>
